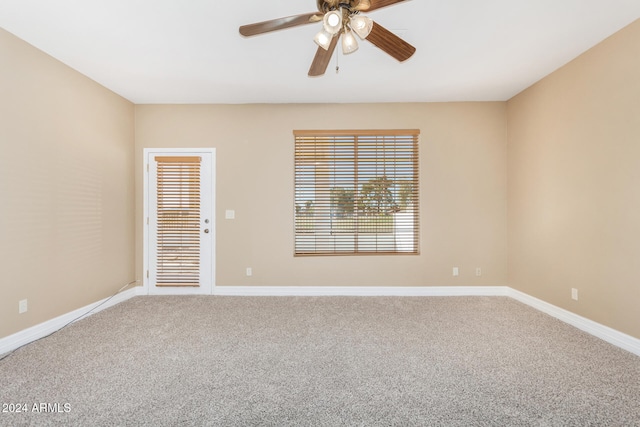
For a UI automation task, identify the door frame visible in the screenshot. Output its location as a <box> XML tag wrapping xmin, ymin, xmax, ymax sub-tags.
<box><xmin>143</xmin><ymin>148</ymin><xmax>216</xmax><ymax>295</ymax></box>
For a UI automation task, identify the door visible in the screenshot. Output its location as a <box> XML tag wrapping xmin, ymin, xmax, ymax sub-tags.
<box><xmin>146</xmin><ymin>149</ymin><xmax>215</xmax><ymax>295</ymax></box>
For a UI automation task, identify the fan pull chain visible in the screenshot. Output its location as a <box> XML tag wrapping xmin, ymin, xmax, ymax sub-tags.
<box><xmin>335</xmin><ymin>47</ymin><xmax>340</xmax><ymax>73</ymax></box>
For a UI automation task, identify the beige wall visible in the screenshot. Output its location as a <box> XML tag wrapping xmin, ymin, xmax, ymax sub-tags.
<box><xmin>507</xmin><ymin>20</ymin><xmax>640</xmax><ymax>339</ymax></box>
<box><xmin>135</xmin><ymin>103</ymin><xmax>508</xmax><ymax>288</ymax></box>
<box><xmin>0</xmin><ymin>29</ymin><xmax>135</xmax><ymax>338</ymax></box>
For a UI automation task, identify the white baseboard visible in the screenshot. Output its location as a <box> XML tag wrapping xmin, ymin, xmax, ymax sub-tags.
<box><xmin>213</xmin><ymin>285</ymin><xmax>509</xmax><ymax>297</ymax></box>
<box><xmin>0</xmin><ymin>286</ymin><xmax>143</xmax><ymax>356</ymax></box>
<box><xmin>507</xmin><ymin>288</ymin><xmax>640</xmax><ymax>357</ymax></box>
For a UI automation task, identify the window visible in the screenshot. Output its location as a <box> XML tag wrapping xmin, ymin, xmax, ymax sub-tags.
<box><xmin>294</xmin><ymin>129</ymin><xmax>420</xmax><ymax>256</ymax></box>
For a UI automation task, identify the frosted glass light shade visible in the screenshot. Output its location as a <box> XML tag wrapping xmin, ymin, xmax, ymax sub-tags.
<box><xmin>314</xmin><ymin>29</ymin><xmax>333</xmax><ymax>50</ymax></box>
<box><xmin>342</xmin><ymin>30</ymin><xmax>358</xmax><ymax>54</ymax></box>
<box><xmin>350</xmin><ymin>15</ymin><xmax>373</xmax><ymax>39</ymax></box>
<box><xmin>323</xmin><ymin>10</ymin><xmax>343</xmax><ymax>35</ymax></box>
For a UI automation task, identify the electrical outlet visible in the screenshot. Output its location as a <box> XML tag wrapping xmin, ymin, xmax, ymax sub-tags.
<box><xmin>19</xmin><ymin>299</ymin><xmax>28</xmax><ymax>314</ymax></box>
<box><xmin>475</xmin><ymin>268</ymin><xmax>482</xmax><ymax>276</ymax></box>
<box><xmin>453</xmin><ymin>267</ymin><xmax>459</xmax><ymax>277</ymax></box>
<box><xmin>246</xmin><ymin>267</ymin><xmax>252</xmax><ymax>277</ymax></box>
<box><xmin>571</xmin><ymin>288</ymin><xmax>578</xmax><ymax>301</ymax></box>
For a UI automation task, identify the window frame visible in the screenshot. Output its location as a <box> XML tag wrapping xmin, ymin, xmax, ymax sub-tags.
<box><xmin>294</xmin><ymin>129</ymin><xmax>420</xmax><ymax>256</ymax></box>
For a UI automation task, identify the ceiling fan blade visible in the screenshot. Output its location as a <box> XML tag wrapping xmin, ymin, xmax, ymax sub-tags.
<box><xmin>239</xmin><ymin>12</ymin><xmax>322</xmax><ymax>37</ymax></box>
<box><xmin>366</xmin><ymin>0</ymin><xmax>408</xmax><ymax>12</ymax></box>
<box><xmin>365</xmin><ymin>21</ymin><xmax>416</xmax><ymax>62</ymax></box>
<box><xmin>308</xmin><ymin>35</ymin><xmax>340</xmax><ymax>77</ymax></box>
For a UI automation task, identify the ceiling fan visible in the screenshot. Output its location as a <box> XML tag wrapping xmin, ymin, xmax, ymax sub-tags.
<box><xmin>239</xmin><ymin>0</ymin><xmax>416</xmax><ymax>77</ymax></box>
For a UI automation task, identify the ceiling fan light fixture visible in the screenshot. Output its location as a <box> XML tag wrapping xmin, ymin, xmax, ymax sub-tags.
<box><xmin>314</xmin><ymin>29</ymin><xmax>333</xmax><ymax>50</ymax></box>
<box><xmin>342</xmin><ymin>29</ymin><xmax>358</xmax><ymax>54</ymax></box>
<box><xmin>239</xmin><ymin>0</ymin><xmax>416</xmax><ymax>77</ymax></box>
<box><xmin>323</xmin><ymin>10</ymin><xmax>343</xmax><ymax>35</ymax></box>
<box><xmin>350</xmin><ymin>14</ymin><xmax>373</xmax><ymax>39</ymax></box>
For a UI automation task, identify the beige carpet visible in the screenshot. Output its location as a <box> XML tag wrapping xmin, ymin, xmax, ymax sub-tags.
<box><xmin>1</xmin><ymin>295</ymin><xmax>639</xmax><ymax>426</ymax></box>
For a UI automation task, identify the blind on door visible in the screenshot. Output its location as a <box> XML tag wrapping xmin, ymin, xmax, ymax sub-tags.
<box><xmin>155</xmin><ymin>156</ymin><xmax>202</xmax><ymax>286</ymax></box>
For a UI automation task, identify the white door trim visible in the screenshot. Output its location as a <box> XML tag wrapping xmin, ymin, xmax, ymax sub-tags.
<box><xmin>143</xmin><ymin>148</ymin><xmax>216</xmax><ymax>295</ymax></box>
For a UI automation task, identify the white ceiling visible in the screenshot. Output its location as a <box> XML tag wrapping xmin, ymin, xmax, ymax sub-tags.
<box><xmin>1</xmin><ymin>0</ymin><xmax>639</xmax><ymax>104</ymax></box>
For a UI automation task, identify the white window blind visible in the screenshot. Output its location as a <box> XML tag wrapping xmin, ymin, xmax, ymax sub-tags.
<box><xmin>155</xmin><ymin>156</ymin><xmax>201</xmax><ymax>286</ymax></box>
<box><xmin>294</xmin><ymin>129</ymin><xmax>420</xmax><ymax>256</ymax></box>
